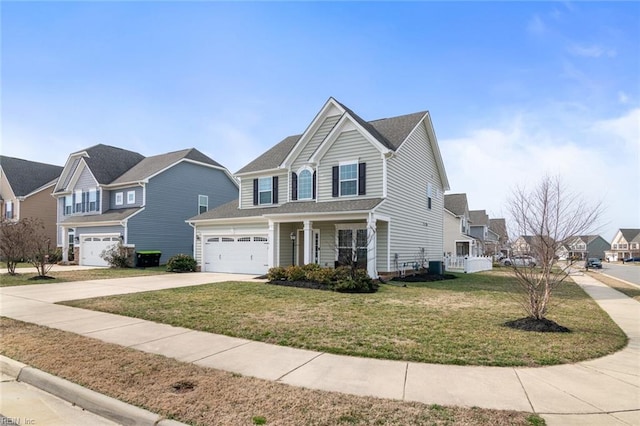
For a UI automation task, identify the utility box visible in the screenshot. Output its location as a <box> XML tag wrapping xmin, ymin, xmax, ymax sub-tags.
<box><xmin>136</xmin><ymin>251</ymin><xmax>161</xmax><ymax>268</ymax></box>
<box><xmin>429</xmin><ymin>260</ymin><xmax>443</xmax><ymax>275</ymax></box>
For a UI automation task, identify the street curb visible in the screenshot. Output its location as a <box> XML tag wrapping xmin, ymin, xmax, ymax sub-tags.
<box><xmin>0</xmin><ymin>355</ymin><xmax>188</xmax><ymax>426</ymax></box>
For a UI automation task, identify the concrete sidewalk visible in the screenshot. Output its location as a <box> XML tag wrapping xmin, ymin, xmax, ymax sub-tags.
<box><xmin>1</xmin><ymin>272</ymin><xmax>638</xmax><ymax>425</ymax></box>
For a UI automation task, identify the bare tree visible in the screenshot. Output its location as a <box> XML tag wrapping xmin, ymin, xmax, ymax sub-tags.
<box><xmin>0</xmin><ymin>219</ymin><xmax>29</xmax><ymax>275</ymax></box>
<box><xmin>21</xmin><ymin>218</ymin><xmax>55</xmax><ymax>277</ymax></box>
<box><xmin>506</xmin><ymin>175</ymin><xmax>604</xmax><ymax>322</ymax></box>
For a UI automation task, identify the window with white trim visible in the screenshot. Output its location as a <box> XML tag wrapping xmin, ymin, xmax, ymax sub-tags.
<box><xmin>115</xmin><ymin>192</ymin><xmax>124</xmax><ymax>206</ymax></box>
<box><xmin>89</xmin><ymin>188</ymin><xmax>97</xmax><ymax>211</ymax></box>
<box><xmin>64</xmin><ymin>196</ymin><xmax>72</xmax><ymax>215</ymax></box>
<box><xmin>336</xmin><ymin>225</ymin><xmax>367</xmax><ymax>268</ymax></box>
<box><xmin>127</xmin><ymin>191</ymin><xmax>135</xmax><ymax>204</ymax></box>
<box><xmin>75</xmin><ymin>189</ymin><xmax>82</xmax><ymax>212</ymax></box>
<box><xmin>198</xmin><ymin>195</ymin><xmax>208</xmax><ymax>214</ymax></box>
<box><xmin>258</xmin><ymin>177</ymin><xmax>273</xmax><ymax>205</ymax></box>
<box><xmin>339</xmin><ymin>162</ymin><xmax>357</xmax><ymax>196</ymax></box>
<box><xmin>298</xmin><ymin>169</ymin><xmax>312</xmax><ymax>200</ymax></box>
<box><xmin>5</xmin><ymin>201</ymin><xmax>13</xmax><ymax>219</ymax></box>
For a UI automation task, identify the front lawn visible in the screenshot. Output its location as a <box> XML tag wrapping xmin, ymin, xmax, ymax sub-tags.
<box><xmin>0</xmin><ymin>266</ymin><xmax>168</xmax><ymax>287</ymax></box>
<box><xmin>62</xmin><ymin>271</ymin><xmax>627</xmax><ymax>367</ymax></box>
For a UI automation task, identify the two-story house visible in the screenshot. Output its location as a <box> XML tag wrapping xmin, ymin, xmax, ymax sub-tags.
<box><xmin>606</xmin><ymin>229</ymin><xmax>640</xmax><ymax>261</ymax></box>
<box><xmin>0</xmin><ymin>156</ymin><xmax>63</xmax><ymax>244</ymax></box>
<box><xmin>489</xmin><ymin>218</ymin><xmax>509</xmax><ymax>257</ymax></box>
<box><xmin>443</xmin><ymin>193</ymin><xmax>479</xmax><ymax>257</ymax></box>
<box><xmin>188</xmin><ymin>98</ymin><xmax>449</xmax><ymax>278</ymax></box>
<box><xmin>54</xmin><ymin>144</ymin><xmax>237</xmax><ymax>266</ymax></box>
<box><xmin>469</xmin><ymin>210</ymin><xmax>500</xmax><ymax>256</ymax></box>
<box><xmin>562</xmin><ymin>235</ymin><xmax>610</xmax><ymax>260</ymax></box>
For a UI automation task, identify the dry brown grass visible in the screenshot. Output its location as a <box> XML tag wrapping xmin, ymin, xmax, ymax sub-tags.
<box><xmin>587</xmin><ymin>272</ymin><xmax>640</xmax><ymax>302</ymax></box>
<box><xmin>0</xmin><ymin>317</ymin><xmax>541</xmax><ymax>426</ymax></box>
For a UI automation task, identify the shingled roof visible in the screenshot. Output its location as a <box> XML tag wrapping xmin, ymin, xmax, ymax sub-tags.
<box><xmin>444</xmin><ymin>193</ymin><xmax>469</xmax><ymax>216</ymax></box>
<box><xmin>0</xmin><ymin>156</ymin><xmax>63</xmax><ymax>196</ymax></box>
<box><xmin>111</xmin><ymin>148</ymin><xmax>222</xmax><ymax>184</ymax></box>
<box><xmin>79</xmin><ymin>144</ymin><xmax>145</xmax><ymax>184</ymax></box>
<box><xmin>236</xmin><ymin>105</ymin><xmax>426</xmax><ymax>175</ymax></box>
<box><xmin>469</xmin><ymin>210</ymin><xmax>489</xmax><ymax>226</ymax></box>
<box><xmin>189</xmin><ymin>198</ymin><xmax>384</xmax><ymax>221</ymax></box>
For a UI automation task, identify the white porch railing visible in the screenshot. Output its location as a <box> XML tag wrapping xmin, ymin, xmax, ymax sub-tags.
<box><xmin>444</xmin><ymin>255</ymin><xmax>493</xmax><ymax>273</ymax></box>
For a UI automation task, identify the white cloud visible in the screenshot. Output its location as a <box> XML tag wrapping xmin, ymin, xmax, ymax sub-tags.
<box><xmin>618</xmin><ymin>91</ymin><xmax>630</xmax><ymax>104</ymax></box>
<box><xmin>440</xmin><ymin>108</ymin><xmax>639</xmax><ymax>241</ymax></box>
<box><xmin>567</xmin><ymin>43</ymin><xmax>617</xmax><ymax>58</ymax></box>
<box><xmin>527</xmin><ymin>14</ymin><xmax>547</xmax><ymax>36</ymax></box>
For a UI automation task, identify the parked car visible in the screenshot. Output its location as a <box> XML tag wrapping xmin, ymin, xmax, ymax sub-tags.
<box><xmin>586</xmin><ymin>258</ymin><xmax>602</xmax><ymax>269</ymax></box>
<box><xmin>623</xmin><ymin>257</ymin><xmax>640</xmax><ymax>263</ymax></box>
<box><xmin>501</xmin><ymin>256</ymin><xmax>537</xmax><ymax>267</ymax></box>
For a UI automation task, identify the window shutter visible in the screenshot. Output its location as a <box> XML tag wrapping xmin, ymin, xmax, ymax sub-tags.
<box><xmin>96</xmin><ymin>190</ymin><xmax>100</xmax><ymax>211</ymax></box>
<box><xmin>358</xmin><ymin>162</ymin><xmax>366</xmax><ymax>195</ymax></box>
<box><xmin>332</xmin><ymin>166</ymin><xmax>339</xmax><ymax>197</ymax></box>
<box><xmin>253</xmin><ymin>179</ymin><xmax>258</xmax><ymax>205</ymax></box>
<box><xmin>312</xmin><ymin>171</ymin><xmax>317</xmax><ymax>199</ymax></box>
<box><xmin>291</xmin><ymin>172</ymin><xmax>298</xmax><ymax>201</ymax></box>
<box><xmin>272</xmin><ymin>176</ymin><xmax>279</xmax><ymax>204</ymax></box>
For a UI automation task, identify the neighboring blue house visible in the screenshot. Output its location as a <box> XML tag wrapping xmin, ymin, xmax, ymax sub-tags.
<box><xmin>53</xmin><ymin>144</ymin><xmax>238</xmax><ymax>266</ymax></box>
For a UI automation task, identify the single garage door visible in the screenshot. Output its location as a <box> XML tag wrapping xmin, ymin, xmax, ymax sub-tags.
<box><xmin>204</xmin><ymin>235</ymin><xmax>268</xmax><ymax>274</ymax></box>
<box><xmin>80</xmin><ymin>235</ymin><xmax>120</xmax><ymax>267</ymax></box>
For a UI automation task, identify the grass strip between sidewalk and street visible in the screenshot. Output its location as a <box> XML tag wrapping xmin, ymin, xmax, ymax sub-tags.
<box><xmin>586</xmin><ymin>271</ymin><xmax>640</xmax><ymax>302</ymax></box>
<box><xmin>61</xmin><ymin>271</ymin><xmax>627</xmax><ymax>367</ymax></box>
<box><xmin>0</xmin><ymin>317</ymin><xmax>544</xmax><ymax>426</ymax></box>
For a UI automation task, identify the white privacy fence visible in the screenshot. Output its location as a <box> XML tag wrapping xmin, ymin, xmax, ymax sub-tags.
<box><xmin>444</xmin><ymin>255</ymin><xmax>493</xmax><ymax>273</ymax></box>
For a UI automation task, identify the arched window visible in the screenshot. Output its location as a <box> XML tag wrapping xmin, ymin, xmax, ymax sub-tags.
<box><xmin>298</xmin><ymin>169</ymin><xmax>312</xmax><ymax>200</ymax></box>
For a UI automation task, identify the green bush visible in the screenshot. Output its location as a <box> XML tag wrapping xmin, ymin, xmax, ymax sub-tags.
<box><xmin>285</xmin><ymin>264</ymin><xmax>306</xmax><ymax>281</ymax></box>
<box><xmin>330</xmin><ymin>268</ymin><xmax>378</xmax><ymax>293</ymax></box>
<box><xmin>47</xmin><ymin>248</ymin><xmax>63</xmax><ymax>264</ymax></box>
<box><xmin>267</xmin><ymin>266</ymin><xmax>287</xmax><ymax>281</ymax></box>
<box><xmin>166</xmin><ymin>254</ymin><xmax>197</xmax><ymax>272</ymax></box>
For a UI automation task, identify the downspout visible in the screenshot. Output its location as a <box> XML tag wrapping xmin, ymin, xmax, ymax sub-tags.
<box><xmin>187</xmin><ymin>221</ymin><xmax>200</xmax><ymax>270</ymax></box>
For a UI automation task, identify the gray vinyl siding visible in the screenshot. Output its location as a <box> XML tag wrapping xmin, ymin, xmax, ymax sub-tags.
<box><xmin>74</xmin><ymin>167</ymin><xmax>98</xmax><ymax>191</ymax></box>
<box><xmin>317</xmin><ymin>130</ymin><xmax>384</xmax><ymax>201</ymax></box>
<box><xmin>60</xmin><ymin>158</ymin><xmax>80</xmax><ymax>189</ymax></box>
<box><xmin>128</xmin><ymin>162</ymin><xmax>238</xmax><ymax>264</ymax></box>
<box><xmin>291</xmin><ymin>115</ymin><xmax>341</xmax><ymax>170</ymax></box>
<box><xmin>239</xmin><ymin>170</ymin><xmax>287</xmax><ymax>209</ymax></box>
<box><xmin>110</xmin><ymin>186</ymin><xmax>143</xmax><ymax>209</ymax></box>
<box><xmin>376</xmin><ymin>121</ymin><xmax>445</xmax><ymax>269</ymax></box>
<box><xmin>376</xmin><ymin>220</ymin><xmax>389</xmax><ymax>272</ymax></box>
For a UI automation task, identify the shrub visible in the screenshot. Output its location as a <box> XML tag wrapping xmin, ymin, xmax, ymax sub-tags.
<box><xmin>305</xmin><ymin>267</ymin><xmax>335</xmax><ymax>285</ymax></box>
<box><xmin>166</xmin><ymin>254</ymin><xmax>197</xmax><ymax>272</ymax></box>
<box><xmin>100</xmin><ymin>243</ymin><xmax>131</xmax><ymax>268</ymax></box>
<box><xmin>267</xmin><ymin>266</ymin><xmax>287</xmax><ymax>281</ymax></box>
<box><xmin>285</xmin><ymin>264</ymin><xmax>306</xmax><ymax>282</ymax></box>
<box><xmin>48</xmin><ymin>248</ymin><xmax>63</xmax><ymax>264</ymax></box>
<box><xmin>330</xmin><ymin>268</ymin><xmax>378</xmax><ymax>293</ymax></box>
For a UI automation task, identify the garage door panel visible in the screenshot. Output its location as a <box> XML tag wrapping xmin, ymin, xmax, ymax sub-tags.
<box><xmin>80</xmin><ymin>235</ymin><xmax>119</xmax><ymax>267</ymax></box>
<box><xmin>204</xmin><ymin>235</ymin><xmax>268</xmax><ymax>274</ymax></box>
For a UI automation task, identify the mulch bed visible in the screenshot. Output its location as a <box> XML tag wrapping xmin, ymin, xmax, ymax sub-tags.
<box><xmin>504</xmin><ymin>317</ymin><xmax>571</xmax><ymax>333</ymax></box>
<box><xmin>266</xmin><ymin>279</ymin><xmax>331</xmax><ymax>291</ymax></box>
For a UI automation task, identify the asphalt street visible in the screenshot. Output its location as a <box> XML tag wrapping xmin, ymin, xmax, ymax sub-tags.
<box><xmin>597</xmin><ymin>262</ymin><xmax>640</xmax><ymax>286</ymax></box>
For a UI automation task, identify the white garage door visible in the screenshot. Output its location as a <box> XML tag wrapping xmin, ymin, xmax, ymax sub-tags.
<box><xmin>80</xmin><ymin>235</ymin><xmax>120</xmax><ymax>267</ymax></box>
<box><xmin>204</xmin><ymin>235</ymin><xmax>268</xmax><ymax>274</ymax></box>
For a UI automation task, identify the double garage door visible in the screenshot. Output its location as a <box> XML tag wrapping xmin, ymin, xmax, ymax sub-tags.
<box><xmin>80</xmin><ymin>235</ymin><xmax>120</xmax><ymax>267</ymax></box>
<box><xmin>203</xmin><ymin>235</ymin><xmax>268</xmax><ymax>275</ymax></box>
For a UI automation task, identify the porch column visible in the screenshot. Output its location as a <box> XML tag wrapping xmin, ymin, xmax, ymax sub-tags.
<box><xmin>61</xmin><ymin>226</ymin><xmax>69</xmax><ymax>263</ymax></box>
<box><xmin>303</xmin><ymin>220</ymin><xmax>313</xmax><ymax>264</ymax></box>
<box><xmin>367</xmin><ymin>214</ymin><xmax>377</xmax><ymax>278</ymax></box>
<box><xmin>267</xmin><ymin>220</ymin><xmax>275</xmax><ymax>269</ymax></box>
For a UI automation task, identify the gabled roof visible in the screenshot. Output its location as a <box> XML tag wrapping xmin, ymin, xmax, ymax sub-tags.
<box><xmin>111</xmin><ymin>148</ymin><xmax>223</xmax><ymax>184</ymax></box>
<box><xmin>489</xmin><ymin>218</ymin><xmax>507</xmax><ymax>238</ymax></box>
<box><xmin>619</xmin><ymin>228</ymin><xmax>640</xmax><ymax>243</ymax></box>
<box><xmin>74</xmin><ymin>144</ymin><xmax>146</xmax><ymax>185</ymax></box>
<box><xmin>236</xmin><ymin>99</ymin><xmax>430</xmax><ymax>175</ymax></box>
<box><xmin>0</xmin><ymin>156</ymin><xmax>63</xmax><ymax>197</ymax></box>
<box><xmin>444</xmin><ymin>193</ymin><xmax>469</xmax><ymax>216</ymax></box>
<box><xmin>469</xmin><ymin>210</ymin><xmax>489</xmax><ymax>226</ymax></box>
<box><xmin>188</xmin><ymin>198</ymin><xmax>384</xmax><ymax>221</ymax></box>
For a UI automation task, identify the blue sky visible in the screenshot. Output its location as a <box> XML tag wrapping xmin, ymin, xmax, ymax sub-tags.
<box><xmin>2</xmin><ymin>1</ymin><xmax>638</xmax><ymax>241</ymax></box>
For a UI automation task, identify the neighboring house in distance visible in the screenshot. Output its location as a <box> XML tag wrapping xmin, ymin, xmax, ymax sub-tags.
<box><xmin>444</xmin><ymin>193</ymin><xmax>479</xmax><ymax>257</ymax></box>
<box><xmin>53</xmin><ymin>144</ymin><xmax>237</xmax><ymax>266</ymax></box>
<box><xmin>469</xmin><ymin>210</ymin><xmax>499</xmax><ymax>255</ymax></box>
<box><xmin>605</xmin><ymin>229</ymin><xmax>640</xmax><ymax>261</ymax></box>
<box><xmin>563</xmin><ymin>235</ymin><xmax>610</xmax><ymax>260</ymax></box>
<box><xmin>188</xmin><ymin>97</ymin><xmax>450</xmax><ymax>278</ymax></box>
<box><xmin>0</xmin><ymin>156</ymin><xmax>63</xmax><ymax>244</ymax></box>
<box><xmin>512</xmin><ymin>235</ymin><xmax>535</xmax><ymax>256</ymax></box>
<box><xmin>489</xmin><ymin>218</ymin><xmax>509</xmax><ymax>256</ymax></box>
